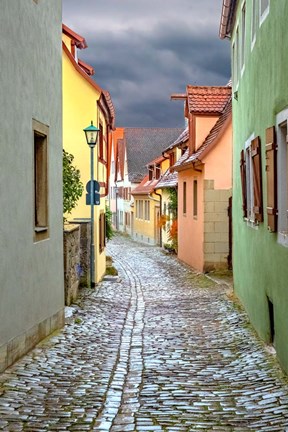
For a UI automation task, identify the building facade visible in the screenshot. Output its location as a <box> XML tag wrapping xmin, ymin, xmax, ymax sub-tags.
<box><xmin>220</xmin><ymin>0</ymin><xmax>288</xmax><ymax>372</ymax></box>
<box><xmin>0</xmin><ymin>0</ymin><xmax>64</xmax><ymax>372</ymax></box>
<box><xmin>62</xmin><ymin>24</ymin><xmax>115</xmax><ymax>284</ymax></box>
<box><xmin>173</xmin><ymin>86</ymin><xmax>232</xmax><ymax>273</ymax></box>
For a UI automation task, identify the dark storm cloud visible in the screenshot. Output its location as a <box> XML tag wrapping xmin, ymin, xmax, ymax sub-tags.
<box><xmin>62</xmin><ymin>0</ymin><xmax>230</xmax><ymax>127</ymax></box>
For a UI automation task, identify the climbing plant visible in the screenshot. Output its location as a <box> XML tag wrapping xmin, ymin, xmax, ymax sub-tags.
<box><xmin>63</xmin><ymin>149</ymin><xmax>84</xmax><ymax>217</ymax></box>
<box><xmin>105</xmin><ymin>205</ymin><xmax>114</xmax><ymax>240</ymax></box>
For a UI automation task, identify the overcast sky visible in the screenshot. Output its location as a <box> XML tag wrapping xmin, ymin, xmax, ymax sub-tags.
<box><xmin>62</xmin><ymin>0</ymin><xmax>230</xmax><ymax>128</ymax></box>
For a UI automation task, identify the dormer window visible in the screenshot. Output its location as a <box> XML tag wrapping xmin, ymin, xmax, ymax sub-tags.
<box><xmin>148</xmin><ymin>167</ymin><xmax>153</xmax><ymax>181</ymax></box>
<box><xmin>155</xmin><ymin>165</ymin><xmax>161</xmax><ymax>180</ymax></box>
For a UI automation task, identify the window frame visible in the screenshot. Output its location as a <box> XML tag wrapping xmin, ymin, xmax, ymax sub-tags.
<box><xmin>276</xmin><ymin>109</ymin><xmax>288</xmax><ymax>247</ymax></box>
<box><xmin>240</xmin><ymin>1</ymin><xmax>246</xmax><ymax>75</ymax></box>
<box><xmin>183</xmin><ymin>181</ymin><xmax>187</xmax><ymax>215</ymax></box>
<box><xmin>33</xmin><ymin>119</ymin><xmax>49</xmax><ymax>242</ymax></box>
<box><xmin>193</xmin><ymin>179</ymin><xmax>198</xmax><ymax>218</ymax></box>
<box><xmin>251</xmin><ymin>0</ymin><xmax>258</xmax><ymax>50</ymax></box>
<box><xmin>244</xmin><ymin>134</ymin><xmax>258</xmax><ymax>227</ymax></box>
<box><xmin>259</xmin><ymin>0</ymin><xmax>270</xmax><ymax>27</ymax></box>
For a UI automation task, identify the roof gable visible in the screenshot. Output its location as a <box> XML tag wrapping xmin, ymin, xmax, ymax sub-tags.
<box><xmin>174</xmin><ymin>97</ymin><xmax>232</xmax><ymax>170</ymax></box>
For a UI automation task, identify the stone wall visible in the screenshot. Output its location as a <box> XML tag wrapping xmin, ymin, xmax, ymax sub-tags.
<box><xmin>203</xmin><ymin>180</ymin><xmax>232</xmax><ymax>272</ymax></box>
<box><xmin>63</xmin><ymin>224</ymin><xmax>80</xmax><ymax>306</ymax></box>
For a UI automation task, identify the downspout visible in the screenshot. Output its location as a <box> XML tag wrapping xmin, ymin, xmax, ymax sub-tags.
<box><xmin>152</xmin><ymin>191</ymin><xmax>162</xmax><ymax>247</ymax></box>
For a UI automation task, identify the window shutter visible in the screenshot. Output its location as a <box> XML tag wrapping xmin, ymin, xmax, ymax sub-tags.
<box><xmin>265</xmin><ymin>126</ymin><xmax>277</xmax><ymax>232</ymax></box>
<box><xmin>251</xmin><ymin>136</ymin><xmax>263</xmax><ymax>222</ymax></box>
<box><xmin>240</xmin><ymin>149</ymin><xmax>247</xmax><ymax>218</ymax></box>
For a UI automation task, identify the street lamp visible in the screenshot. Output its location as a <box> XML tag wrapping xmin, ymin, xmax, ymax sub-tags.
<box><xmin>83</xmin><ymin>121</ymin><xmax>100</xmax><ymax>288</ymax></box>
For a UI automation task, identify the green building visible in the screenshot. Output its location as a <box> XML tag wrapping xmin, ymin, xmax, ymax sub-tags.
<box><xmin>220</xmin><ymin>0</ymin><xmax>288</xmax><ymax>373</ymax></box>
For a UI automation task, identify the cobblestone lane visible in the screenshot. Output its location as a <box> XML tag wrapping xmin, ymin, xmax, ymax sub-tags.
<box><xmin>1</xmin><ymin>235</ymin><xmax>288</xmax><ymax>431</ymax></box>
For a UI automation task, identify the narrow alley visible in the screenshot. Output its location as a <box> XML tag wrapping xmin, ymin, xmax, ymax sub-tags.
<box><xmin>1</xmin><ymin>235</ymin><xmax>288</xmax><ymax>431</ymax></box>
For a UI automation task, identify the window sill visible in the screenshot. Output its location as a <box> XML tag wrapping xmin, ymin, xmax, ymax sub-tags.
<box><xmin>244</xmin><ymin>218</ymin><xmax>259</xmax><ymax>229</ymax></box>
<box><xmin>278</xmin><ymin>232</ymin><xmax>288</xmax><ymax>248</ymax></box>
<box><xmin>35</xmin><ymin>226</ymin><xmax>48</xmax><ymax>233</ymax></box>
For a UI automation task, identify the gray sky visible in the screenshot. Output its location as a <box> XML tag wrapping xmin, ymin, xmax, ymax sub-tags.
<box><xmin>62</xmin><ymin>0</ymin><xmax>230</xmax><ymax>128</ymax></box>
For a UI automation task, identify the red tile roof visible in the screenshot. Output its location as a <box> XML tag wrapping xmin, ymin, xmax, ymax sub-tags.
<box><xmin>131</xmin><ymin>175</ymin><xmax>159</xmax><ymax>195</ymax></box>
<box><xmin>187</xmin><ymin>86</ymin><xmax>231</xmax><ymax>114</ymax></box>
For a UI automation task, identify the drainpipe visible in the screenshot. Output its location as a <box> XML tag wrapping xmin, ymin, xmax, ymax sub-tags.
<box><xmin>152</xmin><ymin>191</ymin><xmax>162</xmax><ymax>247</ymax></box>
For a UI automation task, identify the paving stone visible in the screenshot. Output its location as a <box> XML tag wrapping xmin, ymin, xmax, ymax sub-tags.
<box><xmin>0</xmin><ymin>235</ymin><xmax>288</xmax><ymax>430</ymax></box>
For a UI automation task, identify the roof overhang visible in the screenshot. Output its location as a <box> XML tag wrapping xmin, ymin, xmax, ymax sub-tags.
<box><xmin>219</xmin><ymin>0</ymin><xmax>237</xmax><ymax>39</ymax></box>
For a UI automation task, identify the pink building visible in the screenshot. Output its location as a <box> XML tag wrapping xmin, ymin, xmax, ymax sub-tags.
<box><xmin>173</xmin><ymin>86</ymin><xmax>232</xmax><ymax>272</ymax></box>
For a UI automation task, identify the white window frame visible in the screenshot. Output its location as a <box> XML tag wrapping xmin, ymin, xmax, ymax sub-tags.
<box><xmin>251</xmin><ymin>0</ymin><xmax>258</xmax><ymax>50</ymax></box>
<box><xmin>244</xmin><ymin>134</ymin><xmax>258</xmax><ymax>228</ymax></box>
<box><xmin>232</xmin><ymin>25</ymin><xmax>240</xmax><ymax>89</ymax></box>
<box><xmin>276</xmin><ymin>108</ymin><xmax>288</xmax><ymax>247</ymax></box>
<box><xmin>259</xmin><ymin>0</ymin><xmax>269</xmax><ymax>27</ymax></box>
<box><xmin>240</xmin><ymin>1</ymin><xmax>246</xmax><ymax>75</ymax></box>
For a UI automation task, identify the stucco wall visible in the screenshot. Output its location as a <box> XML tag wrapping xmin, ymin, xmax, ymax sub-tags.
<box><xmin>203</xmin><ymin>181</ymin><xmax>231</xmax><ymax>272</ymax></box>
<box><xmin>62</xmin><ymin>40</ymin><xmax>106</xmax><ymax>283</ymax></box>
<box><xmin>178</xmin><ymin>171</ymin><xmax>204</xmax><ymax>272</ymax></box>
<box><xmin>0</xmin><ymin>0</ymin><xmax>64</xmax><ymax>371</ymax></box>
<box><xmin>230</xmin><ymin>1</ymin><xmax>288</xmax><ymax>372</ymax></box>
<box><xmin>133</xmin><ymin>195</ymin><xmax>160</xmax><ymax>245</ymax></box>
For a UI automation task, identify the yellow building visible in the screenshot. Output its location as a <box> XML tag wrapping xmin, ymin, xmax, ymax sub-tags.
<box><xmin>156</xmin><ymin>128</ymin><xmax>188</xmax><ymax>247</ymax></box>
<box><xmin>62</xmin><ymin>24</ymin><xmax>115</xmax><ymax>283</ymax></box>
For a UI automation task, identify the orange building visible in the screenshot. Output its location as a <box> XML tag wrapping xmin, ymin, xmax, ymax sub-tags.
<box><xmin>173</xmin><ymin>86</ymin><xmax>232</xmax><ymax>272</ymax></box>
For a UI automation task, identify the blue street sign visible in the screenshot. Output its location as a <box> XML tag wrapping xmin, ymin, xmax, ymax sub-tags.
<box><xmin>86</xmin><ymin>180</ymin><xmax>100</xmax><ymax>205</ymax></box>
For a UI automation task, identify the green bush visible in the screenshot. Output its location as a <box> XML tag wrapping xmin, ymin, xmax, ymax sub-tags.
<box><xmin>63</xmin><ymin>149</ymin><xmax>84</xmax><ymax>216</ymax></box>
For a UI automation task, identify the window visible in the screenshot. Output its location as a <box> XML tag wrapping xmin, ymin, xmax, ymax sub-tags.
<box><xmin>241</xmin><ymin>2</ymin><xmax>246</xmax><ymax>72</ymax></box>
<box><xmin>232</xmin><ymin>27</ymin><xmax>240</xmax><ymax>87</ymax></box>
<box><xmin>98</xmin><ymin>123</ymin><xmax>105</xmax><ymax>162</ymax></box>
<box><xmin>33</xmin><ymin>119</ymin><xmax>49</xmax><ymax>241</ymax></box>
<box><xmin>155</xmin><ymin>166</ymin><xmax>161</xmax><ymax>180</ymax></box>
<box><xmin>240</xmin><ymin>134</ymin><xmax>263</xmax><ymax>224</ymax></box>
<box><xmin>275</xmin><ymin>109</ymin><xmax>288</xmax><ymax>246</ymax></box>
<box><xmin>183</xmin><ymin>181</ymin><xmax>187</xmax><ymax>214</ymax></box>
<box><xmin>125</xmin><ymin>211</ymin><xmax>130</xmax><ymax>227</ymax></box>
<box><xmin>139</xmin><ymin>200</ymin><xmax>143</xmax><ymax>219</ymax></box>
<box><xmin>99</xmin><ymin>212</ymin><xmax>106</xmax><ymax>253</ymax></box>
<box><xmin>251</xmin><ymin>0</ymin><xmax>258</xmax><ymax>48</ymax></box>
<box><xmin>193</xmin><ymin>180</ymin><xmax>198</xmax><ymax>217</ymax></box>
<box><xmin>144</xmin><ymin>200</ymin><xmax>150</xmax><ymax>221</ymax></box>
<box><xmin>169</xmin><ymin>152</ymin><xmax>175</xmax><ymax>167</ymax></box>
<box><xmin>260</xmin><ymin>0</ymin><xmax>269</xmax><ymax>25</ymax></box>
<box><xmin>148</xmin><ymin>167</ymin><xmax>153</xmax><ymax>181</ymax></box>
<box><xmin>119</xmin><ymin>210</ymin><xmax>123</xmax><ymax>226</ymax></box>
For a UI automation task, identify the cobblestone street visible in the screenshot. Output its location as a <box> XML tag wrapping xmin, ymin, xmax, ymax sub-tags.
<box><xmin>1</xmin><ymin>235</ymin><xmax>288</xmax><ymax>431</ymax></box>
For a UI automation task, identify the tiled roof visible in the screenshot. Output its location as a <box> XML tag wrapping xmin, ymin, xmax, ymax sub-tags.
<box><xmin>175</xmin><ymin>97</ymin><xmax>232</xmax><ymax>169</ymax></box>
<box><xmin>147</xmin><ymin>155</ymin><xmax>166</xmax><ymax>166</ymax></box>
<box><xmin>156</xmin><ymin>169</ymin><xmax>178</xmax><ymax>189</ymax></box>
<box><xmin>163</xmin><ymin>127</ymin><xmax>189</xmax><ymax>153</ymax></box>
<box><xmin>124</xmin><ymin>128</ymin><xmax>183</xmax><ymax>183</ymax></box>
<box><xmin>187</xmin><ymin>86</ymin><xmax>231</xmax><ymax>114</ymax></box>
<box><xmin>131</xmin><ymin>175</ymin><xmax>159</xmax><ymax>195</ymax></box>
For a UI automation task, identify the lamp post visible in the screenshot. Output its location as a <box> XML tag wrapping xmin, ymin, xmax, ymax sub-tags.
<box><xmin>83</xmin><ymin>121</ymin><xmax>99</xmax><ymax>288</ymax></box>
